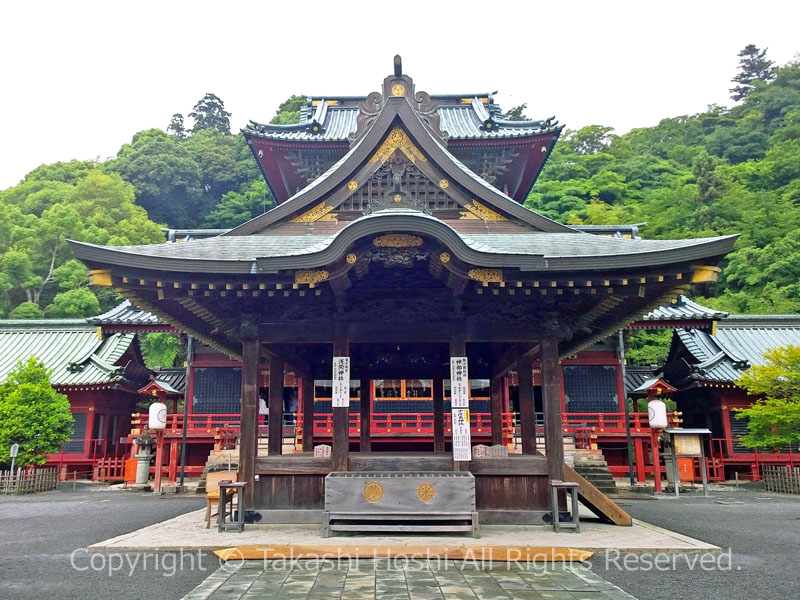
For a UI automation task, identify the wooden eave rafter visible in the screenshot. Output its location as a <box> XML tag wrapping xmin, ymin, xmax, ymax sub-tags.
<box><xmin>226</xmin><ymin>97</ymin><xmax>574</xmax><ymax>235</ymax></box>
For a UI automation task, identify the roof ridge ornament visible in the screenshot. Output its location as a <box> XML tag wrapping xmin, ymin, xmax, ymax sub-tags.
<box><xmin>349</xmin><ymin>56</ymin><xmax>448</xmax><ymax>146</ymax></box>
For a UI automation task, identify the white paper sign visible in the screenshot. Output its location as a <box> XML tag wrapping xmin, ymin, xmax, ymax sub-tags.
<box><xmin>451</xmin><ymin>408</ymin><xmax>472</xmax><ymax>461</ymax></box>
<box><xmin>332</xmin><ymin>356</ymin><xmax>350</xmax><ymax>407</ymax></box>
<box><xmin>450</xmin><ymin>357</ymin><xmax>469</xmax><ymax>408</ymax></box>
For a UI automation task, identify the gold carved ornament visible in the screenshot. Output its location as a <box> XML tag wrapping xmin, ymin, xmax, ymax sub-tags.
<box><xmin>459</xmin><ymin>200</ymin><xmax>508</xmax><ymax>221</ymax></box>
<box><xmin>392</xmin><ymin>84</ymin><xmax>405</xmax><ymax>97</ymax></box>
<box><xmin>290</xmin><ymin>201</ymin><xmax>337</xmax><ymax>223</ymax></box>
<box><xmin>346</xmin><ymin>253</ymin><xmax>357</xmax><ymax>264</ymax></box>
<box><xmin>468</xmin><ymin>268</ymin><xmax>503</xmax><ymax>284</ymax></box>
<box><xmin>294</xmin><ymin>270</ymin><xmax>329</xmax><ymax>285</ymax></box>
<box><xmin>363</xmin><ymin>481</ymin><xmax>384</xmax><ymax>503</ymax></box>
<box><xmin>347</xmin><ymin>181</ymin><xmax>358</xmax><ymax>191</ymax></box>
<box><xmin>372</xmin><ymin>234</ymin><xmax>423</xmax><ymax>248</ymax></box>
<box><xmin>439</xmin><ymin>179</ymin><xmax>449</xmax><ymax>189</ymax></box>
<box><xmin>416</xmin><ymin>483</ymin><xmax>436</xmax><ymax>503</ymax></box>
<box><xmin>439</xmin><ymin>252</ymin><xmax>451</xmax><ymax>263</ymax></box>
<box><xmin>370</xmin><ymin>127</ymin><xmax>427</xmax><ymax>165</ymax></box>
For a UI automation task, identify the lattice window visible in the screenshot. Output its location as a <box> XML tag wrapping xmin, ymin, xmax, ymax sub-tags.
<box><xmin>563</xmin><ymin>365</ymin><xmax>619</xmax><ymax>413</ymax></box>
<box><xmin>338</xmin><ymin>164</ymin><xmax>458</xmax><ymax>213</ymax></box>
<box><xmin>193</xmin><ymin>367</ymin><xmax>242</xmax><ymax>414</ymax></box>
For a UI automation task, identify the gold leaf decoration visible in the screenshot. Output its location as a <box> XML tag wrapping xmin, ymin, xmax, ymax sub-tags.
<box><xmin>391</xmin><ymin>84</ymin><xmax>405</xmax><ymax>97</ymax></box>
<box><xmin>468</xmin><ymin>268</ymin><xmax>503</xmax><ymax>283</ymax></box>
<box><xmin>347</xmin><ymin>181</ymin><xmax>358</xmax><ymax>191</ymax></box>
<box><xmin>416</xmin><ymin>483</ymin><xmax>435</xmax><ymax>503</ymax></box>
<box><xmin>363</xmin><ymin>481</ymin><xmax>384</xmax><ymax>503</ymax></box>
<box><xmin>294</xmin><ymin>270</ymin><xmax>329</xmax><ymax>285</ymax></box>
<box><xmin>439</xmin><ymin>252</ymin><xmax>451</xmax><ymax>263</ymax></box>
<box><xmin>290</xmin><ymin>201</ymin><xmax>336</xmax><ymax>223</ymax></box>
<box><xmin>439</xmin><ymin>179</ymin><xmax>449</xmax><ymax>189</ymax></box>
<box><xmin>369</xmin><ymin>127</ymin><xmax>427</xmax><ymax>165</ymax></box>
<box><xmin>372</xmin><ymin>234</ymin><xmax>424</xmax><ymax>248</ymax></box>
<box><xmin>459</xmin><ymin>200</ymin><xmax>508</xmax><ymax>221</ymax></box>
<box><xmin>346</xmin><ymin>253</ymin><xmax>357</xmax><ymax>264</ymax></box>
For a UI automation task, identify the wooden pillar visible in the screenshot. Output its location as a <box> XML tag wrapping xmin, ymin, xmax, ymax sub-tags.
<box><xmin>240</xmin><ymin>337</ymin><xmax>260</xmax><ymax>507</ymax></box>
<box><xmin>518</xmin><ymin>356</ymin><xmax>536</xmax><ymax>455</ymax></box>
<box><xmin>433</xmin><ymin>371</ymin><xmax>445</xmax><ymax>453</ymax></box>
<box><xmin>542</xmin><ymin>336</ymin><xmax>564</xmax><ymax>481</ymax></box>
<box><xmin>490</xmin><ymin>375</ymin><xmax>504</xmax><ymax>446</ymax></box>
<box><xmin>168</xmin><ymin>440</ymin><xmax>179</xmax><ymax>482</ymax></box>
<box><xmin>301</xmin><ymin>376</ymin><xmax>314</xmax><ymax>452</ymax></box>
<box><xmin>332</xmin><ymin>337</ymin><xmax>350</xmax><ymax>472</ymax></box>
<box><xmin>268</xmin><ymin>357</ymin><xmax>284</xmax><ymax>455</ymax></box>
<box><xmin>360</xmin><ymin>376</ymin><xmax>371</xmax><ymax>452</ymax></box>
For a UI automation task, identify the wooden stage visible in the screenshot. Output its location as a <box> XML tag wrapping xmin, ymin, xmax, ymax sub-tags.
<box><xmin>254</xmin><ymin>452</ymin><xmax>551</xmax><ymax>524</ymax></box>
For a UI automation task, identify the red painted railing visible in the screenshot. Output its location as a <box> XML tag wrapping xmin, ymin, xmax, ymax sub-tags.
<box><xmin>561</xmin><ymin>412</ymin><xmax>682</xmax><ymax>435</ymax></box>
<box><xmin>130</xmin><ymin>413</ymin><xmax>243</xmax><ymax>436</ymax></box>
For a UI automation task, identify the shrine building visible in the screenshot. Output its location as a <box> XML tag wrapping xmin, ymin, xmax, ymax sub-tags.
<box><xmin>71</xmin><ymin>58</ymin><xmax>736</xmax><ymax>524</ymax></box>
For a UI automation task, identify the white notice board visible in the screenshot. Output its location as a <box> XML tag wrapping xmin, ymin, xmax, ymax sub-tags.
<box><xmin>452</xmin><ymin>408</ymin><xmax>472</xmax><ymax>461</ymax></box>
<box><xmin>332</xmin><ymin>357</ymin><xmax>350</xmax><ymax>407</ymax></box>
<box><xmin>450</xmin><ymin>357</ymin><xmax>469</xmax><ymax>408</ymax></box>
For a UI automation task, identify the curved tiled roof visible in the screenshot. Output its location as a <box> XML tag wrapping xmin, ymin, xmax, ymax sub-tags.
<box><xmin>641</xmin><ymin>295</ymin><xmax>728</xmax><ymax>322</ymax></box>
<box><xmin>0</xmin><ymin>320</ymin><xmax>138</xmax><ymax>387</ymax></box>
<box><xmin>673</xmin><ymin>315</ymin><xmax>800</xmax><ymax>384</ymax></box>
<box><xmin>88</xmin><ymin>299</ymin><xmax>166</xmax><ymax>327</ymax></box>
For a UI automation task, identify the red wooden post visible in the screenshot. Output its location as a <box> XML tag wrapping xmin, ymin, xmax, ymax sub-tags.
<box><xmin>168</xmin><ymin>440</ymin><xmax>178</xmax><ymax>482</ymax></box>
<box><xmin>433</xmin><ymin>371</ymin><xmax>445</xmax><ymax>453</ymax></box>
<box><xmin>153</xmin><ymin>431</ymin><xmax>164</xmax><ymax>492</ymax></box>
<box><xmin>634</xmin><ymin>437</ymin><xmax>646</xmax><ymax>483</ymax></box>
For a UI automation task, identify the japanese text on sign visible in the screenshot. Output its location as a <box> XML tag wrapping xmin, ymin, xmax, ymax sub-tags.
<box><xmin>450</xmin><ymin>357</ymin><xmax>469</xmax><ymax>408</ymax></box>
<box><xmin>332</xmin><ymin>357</ymin><xmax>350</xmax><ymax>407</ymax></box>
<box><xmin>452</xmin><ymin>408</ymin><xmax>471</xmax><ymax>461</ymax></box>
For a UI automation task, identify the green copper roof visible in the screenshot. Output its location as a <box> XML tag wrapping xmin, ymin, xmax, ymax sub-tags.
<box><xmin>0</xmin><ymin>319</ymin><xmax>137</xmax><ymax>387</ymax></box>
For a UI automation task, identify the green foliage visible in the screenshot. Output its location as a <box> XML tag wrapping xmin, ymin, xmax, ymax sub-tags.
<box><xmin>188</xmin><ymin>93</ymin><xmax>231</xmax><ymax>134</ymax></box>
<box><xmin>735</xmin><ymin>346</ymin><xmax>800</xmax><ymax>449</ymax></box>
<box><xmin>8</xmin><ymin>302</ymin><xmax>42</xmax><ymax>319</ymax></box>
<box><xmin>0</xmin><ymin>357</ymin><xmax>73</xmax><ymax>466</ymax></box>
<box><xmin>167</xmin><ymin>113</ymin><xmax>187</xmax><ymax>139</ymax></box>
<box><xmin>140</xmin><ymin>332</ymin><xmax>183</xmax><ymax>368</ymax></box>
<box><xmin>730</xmin><ymin>44</ymin><xmax>776</xmax><ymax>102</ymax></box>
<box><xmin>203</xmin><ymin>180</ymin><xmax>274</xmax><ymax>228</ymax></box>
<box><xmin>626</xmin><ymin>330</ymin><xmax>672</xmax><ymax>366</ymax></box>
<box><xmin>502</xmin><ymin>104</ymin><xmax>528</xmax><ymax>121</ymax></box>
<box><xmin>270</xmin><ymin>95</ymin><xmax>305</xmax><ymax>125</ymax></box>
<box><xmin>45</xmin><ymin>288</ymin><xmax>100</xmax><ymax>318</ymax></box>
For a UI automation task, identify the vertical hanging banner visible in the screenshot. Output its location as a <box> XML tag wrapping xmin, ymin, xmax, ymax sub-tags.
<box><xmin>332</xmin><ymin>357</ymin><xmax>351</xmax><ymax>407</ymax></box>
<box><xmin>450</xmin><ymin>357</ymin><xmax>471</xmax><ymax>461</ymax></box>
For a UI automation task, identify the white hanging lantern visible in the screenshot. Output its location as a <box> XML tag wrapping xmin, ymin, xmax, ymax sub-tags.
<box><xmin>148</xmin><ymin>402</ymin><xmax>168</xmax><ymax>431</ymax></box>
<box><xmin>648</xmin><ymin>399</ymin><xmax>668</xmax><ymax>429</ymax></box>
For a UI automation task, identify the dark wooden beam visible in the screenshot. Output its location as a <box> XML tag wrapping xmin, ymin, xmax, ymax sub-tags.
<box><xmin>542</xmin><ymin>336</ymin><xmax>564</xmax><ymax>481</ymax></box>
<box><xmin>268</xmin><ymin>356</ymin><xmax>284</xmax><ymax>455</ymax></box>
<box><xmin>239</xmin><ymin>337</ymin><xmax>260</xmax><ymax>507</ymax></box>
<box><xmin>494</xmin><ymin>343</ymin><xmax>540</xmax><ymax>379</ymax></box>
<box><xmin>332</xmin><ymin>336</ymin><xmax>349</xmax><ymax>472</ymax></box>
<box><xmin>518</xmin><ymin>356</ymin><xmax>536</xmax><ymax>455</ymax></box>
<box><xmin>359</xmin><ymin>376</ymin><xmax>371</xmax><ymax>451</ymax></box>
<box><xmin>433</xmin><ymin>370</ymin><xmax>445</xmax><ymax>453</ymax></box>
<box><xmin>490</xmin><ymin>375</ymin><xmax>504</xmax><ymax>446</ymax></box>
<box><xmin>301</xmin><ymin>376</ymin><xmax>314</xmax><ymax>452</ymax></box>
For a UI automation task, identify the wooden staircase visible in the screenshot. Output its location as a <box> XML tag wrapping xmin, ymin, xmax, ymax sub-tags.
<box><xmin>563</xmin><ymin>464</ymin><xmax>632</xmax><ymax>526</ymax></box>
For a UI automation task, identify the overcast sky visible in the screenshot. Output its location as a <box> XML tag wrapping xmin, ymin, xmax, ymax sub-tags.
<box><xmin>1</xmin><ymin>1</ymin><xmax>798</xmax><ymax>191</ymax></box>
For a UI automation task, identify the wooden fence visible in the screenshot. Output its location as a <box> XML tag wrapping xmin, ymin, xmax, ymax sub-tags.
<box><xmin>761</xmin><ymin>465</ymin><xmax>800</xmax><ymax>494</ymax></box>
<box><xmin>0</xmin><ymin>467</ymin><xmax>59</xmax><ymax>495</ymax></box>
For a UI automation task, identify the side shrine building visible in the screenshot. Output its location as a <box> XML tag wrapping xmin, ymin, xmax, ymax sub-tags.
<box><xmin>71</xmin><ymin>59</ymin><xmax>736</xmax><ymax>523</ymax></box>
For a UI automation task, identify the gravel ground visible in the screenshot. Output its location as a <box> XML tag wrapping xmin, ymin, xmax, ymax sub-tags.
<box><xmin>592</xmin><ymin>486</ymin><xmax>800</xmax><ymax>600</ymax></box>
<box><xmin>0</xmin><ymin>482</ymin><xmax>209</xmax><ymax>600</ymax></box>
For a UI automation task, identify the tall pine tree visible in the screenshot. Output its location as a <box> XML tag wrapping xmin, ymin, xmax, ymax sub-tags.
<box><xmin>730</xmin><ymin>44</ymin><xmax>776</xmax><ymax>101</ymax></box>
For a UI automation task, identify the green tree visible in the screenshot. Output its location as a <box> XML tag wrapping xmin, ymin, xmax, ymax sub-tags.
<box><xmin>270</xmin><ymin>95</ymin><xmax>305</xmax><ymax>125</ymax></box>
<box><xmin>203</xmin><ymin>180</ymin><xmax>273</xmax><ymax>228</ymax></box>
<box><xmin>0</xmin><ymin>357</ymin><xmax>73</xmax><ymax>466</ymax></box>
<box><xmin>8</xmin><ymin>302</ymin><xmax>42</xmax><ymax>319</ymax></box>
<box><xmin>735</xmin><ymin>346</ymin><xmax>800</xmax><ymax>450</ymax></box>
<box><xmin>502</xmin><ymin>104</ymin><xmax>528</xmax><ymax>121</ymax></box>
<box><xmin>140</xmin><ymin>333</ymin><xmax>183</xmax><ymax>368</ymax></box>
<box><xmin>188</xmin><ymin>93</ymin><xmax>231</xmax><ymax>134</ymax></box>
<box><xmin>730</xmin><ymin>44</ymin><xmax>776</xmax><ymax>102</ymax></box>
<box><xmin>167</xmin><ymin>113</ymin><xmax>187</xmax><ymax>139</ymax></box>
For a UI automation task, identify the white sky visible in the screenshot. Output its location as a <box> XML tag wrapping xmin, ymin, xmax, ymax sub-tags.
<box><xmin>1</xmin><ymin>0</ymin><xmax>798</xmax><ymax>191</ymax></box>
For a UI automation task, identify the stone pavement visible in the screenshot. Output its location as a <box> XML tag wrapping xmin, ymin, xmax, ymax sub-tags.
<box><xmin>182</xmin><ymin>559</ymin><xmax>636</xmax><ymax>600</ymax></box>
<box><xmin>88</xmin><ymin>508</ymin><xmax>718</xmax><ymax>554</ymax></box>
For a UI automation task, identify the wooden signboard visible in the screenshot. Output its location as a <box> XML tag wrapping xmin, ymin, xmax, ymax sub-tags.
<box><xmin>674</xmin><ymin>433</ymin><xmax>702</xmax><ymax>456</ymax></box>
<box><xmin>332</xmin><ymin>357</ymin><xmax>350</xmax><ymax>407</ymax></box>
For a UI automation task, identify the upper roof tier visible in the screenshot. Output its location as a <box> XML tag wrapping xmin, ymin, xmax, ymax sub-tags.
<box><xmin>243</xmin><ymin>57</ymin><xmax>562</xmax><ymax>204</ymax></box>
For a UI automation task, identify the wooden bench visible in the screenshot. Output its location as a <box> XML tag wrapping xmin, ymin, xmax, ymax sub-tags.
<box><xmin>323</xmin><ymin>471</ymin><xmax>479</xmax><ymax>537</ymax></box>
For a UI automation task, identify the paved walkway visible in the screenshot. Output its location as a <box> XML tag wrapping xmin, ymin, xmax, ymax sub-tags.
<box><xmin>88</xmin><ymin>508</ymin><xmax>718</xmax><ymax>554</ymax></box>
<box><xmin>182</xmin><ymin>559</ymin><xmax>636</xmax><ymax>599</ymax></box>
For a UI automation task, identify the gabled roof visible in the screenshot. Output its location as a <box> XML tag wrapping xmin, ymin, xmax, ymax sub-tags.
<box><xmin>0</xmin><ymin>319</ymin><xmax>141</xmax><ymax>388</ymax></box>
<box><xmin>637</xmin><ymin>295</ymin><xmax>728</xmax><ymax>326</ymax></box>
<box><xmin>233</xmin><ymin>93</ymin><xmax>574</xmax><ymax>235</ymax></box>
<box><xmin>667</xmin><ymin>314</ymin><xmax>800</xmax><ymax>385</ymax></box>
